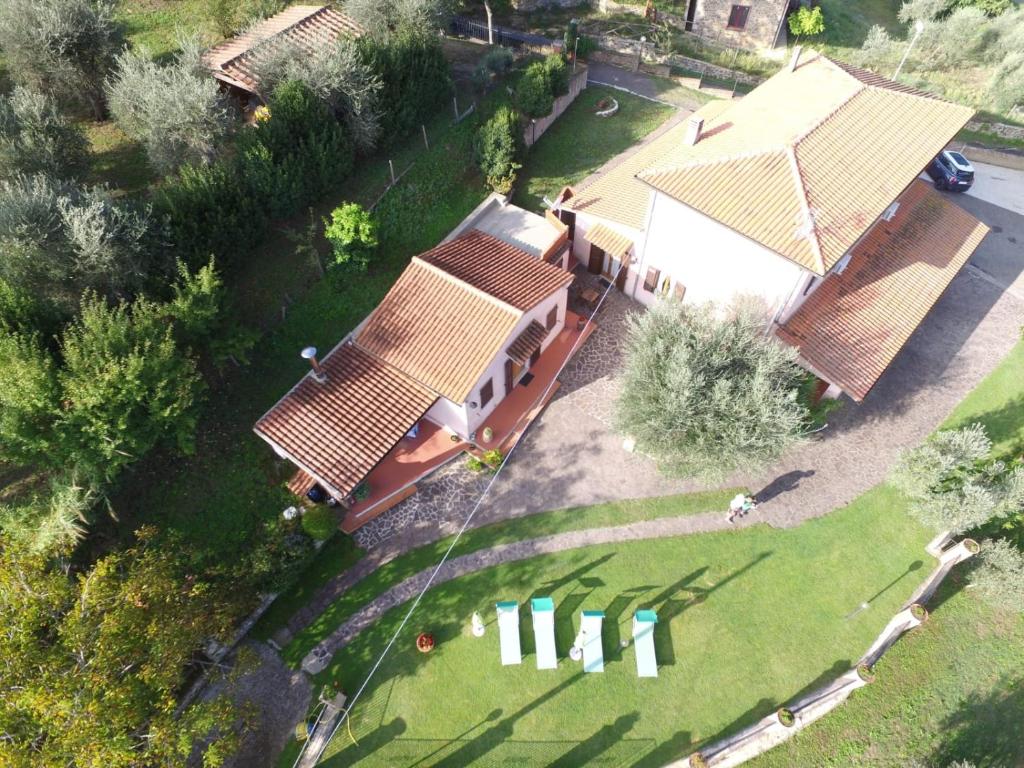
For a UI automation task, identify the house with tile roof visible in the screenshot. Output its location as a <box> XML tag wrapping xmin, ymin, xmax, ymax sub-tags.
<box><xmin>254</xmin><ymin>230</ymin><xmax>574</xmax><ymax>507</ymax></box>
<box><xmin>201</xmin><ymin>5</ymin><xmax>363</xmax><ymax>98</ymax></box>
<box><xmin>555</xmin><ymin>48</ymin><xmax>989</xmax><ymax>402</ymax></box>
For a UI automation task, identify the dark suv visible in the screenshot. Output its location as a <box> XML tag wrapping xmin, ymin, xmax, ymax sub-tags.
<box><xmin>925</xmin><ymin>150</ymin><xmax>974</xmax><ymax>192</ymax></box>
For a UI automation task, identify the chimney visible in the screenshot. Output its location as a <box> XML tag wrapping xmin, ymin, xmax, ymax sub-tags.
<box><xmin>684</xmin><ymin>116</ymin><xmax>704</xmax><ymax>146</ymax></box>
<box><xmin>789</xmin><ymin>45</ymin><xmax>803</xmax><ymax>72</ymax></box>
<box><xmin>301</xmin><ymin>346</ymin><xmax>327</xmax><ymax>383</ymax></box>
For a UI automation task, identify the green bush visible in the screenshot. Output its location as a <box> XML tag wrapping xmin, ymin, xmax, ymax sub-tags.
<box><xmin>544</xmin><ymin>54</ymin><xmax>570</xmax><ymax>97</ymax></box>
<box><xmin>475</xmin><ymin>105</ymin><xmax>522</xmax><ymax>193</ymax></box>
<box><xmin>324</xmin><ymin>202</ymin><xmax>378</xmax><ymax>271</ymax></box>
<box><xmin>575</xmin><ymin>35</ymin><xmax>598</xmax><ymax>58</ymax></box>
<box><xmin>788</xmin><ymin>6</ymin><xmax>825</xmax><ymax>38</ymax></box>
<box><xmin>301</xmin><ymin>506</ymin><xmax>337</xmax><ymax>541</ymax></box>
<box><xmin>357</xmin><ymin>33</ymin><xmax>451</xmax><ymax>148</ymax></box>
<box><xmin>159</xmin><ymin>80</ymin><xmax>354</xmax><ymax>270</ymax></box>
<box><xmin>515</xmin><ymin>61</ymin><xmax>554</xmax><ymax>119</ymax></box>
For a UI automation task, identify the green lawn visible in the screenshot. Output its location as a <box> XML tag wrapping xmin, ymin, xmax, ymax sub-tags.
<box><xmin>291</xmin><ymin>485</ymin><xmax>930</xmax><ymax>767</ymax></box>
<box><xmin>815</xmin><ymin>0</ymin><xmax>903</xmax><ymax>59</ymax></box>
<box><xmin>116</xmin><ymin>0</ymin><xmax>212</xmax><ymax>59</ymax></box>
<box><xmin>941</xmin><ymin>338</ymin><xmax>1024</xmax><ymax>458</ymax></box>
<box><xmin>749</xmin><ymin>584</ymin><xmax>1024</xmax><ymax>768</ymax></box>
<box><xmin>265</xmin><ymin>490</ymin><xmax>739</xmax><ymax>659</ymax></box>
<box><xmin>83</xmin><ymin>120</ymin><xmax>154</xmax><ymax>195</ymax></box>
<box><xmin>512</xmin><ymin>85</ymin><xmax>674</xmax><ymax>212</ymax></box>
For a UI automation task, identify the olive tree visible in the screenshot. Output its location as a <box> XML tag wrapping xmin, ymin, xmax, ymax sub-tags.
<box><xmin>0</xmin><ymin>0</ymin><xmax>123</xmax><ymax>120</ymax></box>
<box><xmin>616</xmin><ymin>299</ymin><xmax>808</xmax><ymax>481</ymax></box>
<box><xmin>0</xmin><ymin>87</ymin><xmax>90</xmax><ymax>179</ymax></box>
<box><xmin>970</xmin><ymin>538</ymin><xmax>1024</xmax><ymax>613</ymax></box>
<box><xmin>106</xmin><ymin>37</ymin><xmax>236</xmax><ymax>175</ymax></box>
<box><xmin>890</xmin><ymin>424</ymin><xmax>1024</xmax><ymax>534</ymax></box>
<box><xmin>345</xmin><ymin>0</ymin><xmax>458</xmax><ymax>38</ymax></box>
<box><xmin>251</xmin><ymin>35</ymin><xmax>382</xmax><ymax>151</ymax></box>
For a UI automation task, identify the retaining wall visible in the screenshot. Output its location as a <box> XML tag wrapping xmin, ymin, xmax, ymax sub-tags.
<box><xmin>589</xmin><ymin>33</ymin><xmax>764</xmax><ymax>86</ymax></box>
<box><xmin>524</xmin><ymin>64</ymin><xmax>589</xmax><ymax>147</ymax></box>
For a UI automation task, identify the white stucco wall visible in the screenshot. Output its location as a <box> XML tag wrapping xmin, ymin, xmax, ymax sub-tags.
<box><xmin>569</xmin><ymin>213</ymin><xmax>644</xmax><ymax>284</ymax></box>
<box><xmin>463</xmin><ymin>288</ymin><xmax>569</xmax><ymax>438</ymax></box>
<box><xmin>632</xmin><ymin>192</ymin><xmax>808</xmax><ymax>314</ymax></box>
<box><xmin>426</xmin><ymin>397</ymin><xmax>469</xmax><ymax>440</ymax></box>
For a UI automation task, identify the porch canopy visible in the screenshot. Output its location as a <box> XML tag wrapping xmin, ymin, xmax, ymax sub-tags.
<box><xmin>506</xmin><ymin>321</ymin><xmax>547</xmax><ymax>366</ymax></box>
<box><xmin>585</xmin><ymin>222</ymin><xmax>633</xmax><ymax>258</ymax></box>
<box><xmin>777</xmin><ymin>181</ymin><xmax>989</xmax><ymax>401</ymax></box>
<box><xmin>254</xmin><ymin>343</ymin><xmax>436</xmax><ymax>500</ymax></box>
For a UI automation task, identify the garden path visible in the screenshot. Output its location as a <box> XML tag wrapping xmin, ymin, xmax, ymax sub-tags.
<box><xmin>302</xmin><ymin>505</ymin><xmax>747</xmax><ymax>673</ymax></box>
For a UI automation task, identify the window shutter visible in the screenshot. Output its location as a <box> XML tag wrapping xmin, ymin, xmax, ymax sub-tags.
<box><xmin>643</xmin><ymin>268</ymin><xmax>661</xmax><ymax>292</ymax></box>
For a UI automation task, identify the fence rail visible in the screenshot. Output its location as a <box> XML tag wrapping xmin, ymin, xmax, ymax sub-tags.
<box><xmin>450</xmin><ymin>17</ymin><xmax>558</xmax><ymax>52</ymax></box>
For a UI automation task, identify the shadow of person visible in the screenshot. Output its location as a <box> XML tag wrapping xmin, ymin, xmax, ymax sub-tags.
<box><xmin>547</xmin><ymin>712</ymin><xmax>641</xmax><ymax>767</ymax></box>
<box><xmin>320</xmin><ymin>716</ymin><xmax>407</xmax><ymax>766</ymax></box>
<box><xmin>755</xmin><ymin>470</ymin><xmax>816</xmax><ymax>504</ymax></box>
<box><xmin>628</xmin><ymin>729</ymin><xmax>694</xmax><ymax>768</ymax></box>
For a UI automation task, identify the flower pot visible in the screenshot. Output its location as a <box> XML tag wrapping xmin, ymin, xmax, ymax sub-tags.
<box><xmin>777</xmin><ymin>707</ymin><xmax>795</xmax><ymax>727</ymax></box>
<box><xmin>856</xmin><ymin>663</ymin><xmax>875</xmax><ymax>683</ymax></box>
<box><xmin>416</xmin><ymin>632</ymin><xmax>435</xmax><ymax>653</ymax></box>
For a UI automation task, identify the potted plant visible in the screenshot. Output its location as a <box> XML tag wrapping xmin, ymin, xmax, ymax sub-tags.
<box><xmin>856</xmin><ymin>663</ymin><xmax>876</xmax><ymax>683</ymax></box>
<box><xmin>482</xmin><ymin>426</ymin><xmax>494</xmax><ymax>444</ymax></box>
<box><xmin>416</xmin><ymin>632</ymin><xmax>435</xmax><ymax>653</ymax></box>
<box><xmin>777</xmin><ymin>707</ymin><xmax>795</xmax><ymax>727</ymax></box>
<box><xmin>688</xmin><ymin>752</ymin><xmax>708</xmax><ymax>768</ymax></box>
<box><xmin>909</xmin><ymin>603</ymin><xmax>929</xmax><ymax>622</ymax></box>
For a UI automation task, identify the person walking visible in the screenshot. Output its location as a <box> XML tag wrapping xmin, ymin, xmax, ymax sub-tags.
<box><xmin>727</xmin><ymin>493</ymin><xmax>758</xmax><ymax>523</ymax></box>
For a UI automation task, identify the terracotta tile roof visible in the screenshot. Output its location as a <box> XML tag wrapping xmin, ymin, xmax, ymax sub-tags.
<box><xmin>586</xmin><ymin>223</ymin><xmax>634</xmax><ymax>257</ymax></box>
<box><xmin>506</xmin><ymin>320</ymin><xmax>547</xmax><ymax>365</ymax></box>
<box><xmin>254</xmin><ymin>343</ymin><xmax>436</xmax><ymax>499</ymax></box>
<box><xmin>638</xmin><ymin>52</ymin><xmax>974</xmax><ymax>275</ymax></box>
<box><xmin>202</xmin><ymin>6</ymin><xmax>363</xmax><ymax>94</ymax></box>
<box><xmin>776</xmin><ymin>181</ymin><xmax>988</xmax><ymax>401</ymax></box>
<box><xmin>418</xmin><ymin>230</ymin><xmax>573</xmax><ymax>311</ymax></box>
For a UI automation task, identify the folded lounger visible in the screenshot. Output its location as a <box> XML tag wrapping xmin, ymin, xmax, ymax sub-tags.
<box><xmin>580</xmin><ymin>610</ymin><xmax>605</xmax><ymax>673</ymax></box>
<box><xmin>497</xmin><ymin>601</ymin><xmax>522</xmax><ymax>666</ymax></box>
<box><xmin>531</xmin><ymin>597</ymin><xmax>557</xmax><ymax>670</ymax></box>
<box><xmin>633</xmin><ymin>609</ymin><xmax>658</xmax><ymax>678</ymax></box>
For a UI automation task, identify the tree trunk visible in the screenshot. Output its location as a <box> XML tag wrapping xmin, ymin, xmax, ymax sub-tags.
<box><xmin>484</xmin><ymin>0</ymin><xmax>494</xmax><ymax>45</ymax></box>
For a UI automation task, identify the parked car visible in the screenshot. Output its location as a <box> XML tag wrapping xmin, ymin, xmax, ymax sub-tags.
<box><xmin>925</xmin><ymin>150</ymin><xmax>974</xmax><ymax>192</ymax></box>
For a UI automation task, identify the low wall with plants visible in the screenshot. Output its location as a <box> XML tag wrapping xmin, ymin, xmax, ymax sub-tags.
<box><xmin>669</xmin><ymin>532</ymin><xmax>978</xmax><ymax>768</ymax></box>
<box><xmin>524</xmin><ymin>64</ymin><xmax>589</xmax><ymax>147</ymax></box>
<box><xmin>589</xmin><ymin>33</ymin><xmax>763</xmax><ymax>87</ymax></box>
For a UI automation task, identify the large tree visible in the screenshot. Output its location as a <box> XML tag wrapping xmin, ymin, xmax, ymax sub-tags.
<box><xmin>616</xmin><ymin>300</ymin><xmax>808</xmax><ymax>480</ymax></box>
<box><xmin>890</xmin><ymin>424</ymin><xmax>1024</xmax><ymax>534</ymax></box>
<box><xmin>0</xmin><ymin>86</ymin><xmax>90</xmax><ymax>180</ymax></box>
<box><xmin>345</xmin><ymin>0</ymin><xmax>457</xmax><ymax>38</ymax></box>
<box><xmin>0</xmin><ymin>530</ymin><xmax>243</xmax><ymax>766</ymax></box>
<box><xmin>106</xmin><ymin>37</ymin><xmax>236</xmax><ymax>175</ymax></box>
<box><xmin>0</xmin><ymin>0</ymin><xmax>123</xmax><ymax>120</ymax></box>
<box><xmin>0</xmin><ymin>173</ymin><xmax>157</xmax><ymax>317</ymax></box>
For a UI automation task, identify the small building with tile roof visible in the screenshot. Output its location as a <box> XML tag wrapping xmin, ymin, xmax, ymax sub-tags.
<box><xmin>201</xmin><ymin>5</ymin><xmax>364</xmax><ymax>98</ymax></box>
<box><xmin>555</xmin><ymin>48</ymin><xmax>988</xmax><ymax>402</ymax></box>
<box><xmin>254</xmin><ymin>230</ymin><xmax>573</xmax><ymax>501</ymax></box>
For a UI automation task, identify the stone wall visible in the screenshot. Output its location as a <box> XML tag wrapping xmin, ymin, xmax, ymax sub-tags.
<box><xmin>590</xmin><ymin>33</ymin><xmax>764</xmax><ymax>86</ymax></box>
<box><xmin>691</xmin><ymin>0</ymin><xmax>788</xmax><ymax>51</ymax></box>
<box><xmin>598</xmin><ymin>0</ymin><xmax>787</xmax><ymax>51</ymax></box>
<box><xmin>524</xmin><ymin>64</ymin><xmax>589</xmax><ymax>147</ymax></box>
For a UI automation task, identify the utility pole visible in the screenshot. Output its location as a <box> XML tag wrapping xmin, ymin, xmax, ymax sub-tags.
<box><xmin>892</xmin><ymin>20</ymin><xmax>924</xmax><ymax>80</ymax></box>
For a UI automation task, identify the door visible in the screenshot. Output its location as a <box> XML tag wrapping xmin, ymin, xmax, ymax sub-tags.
<box><xmin>529</xmin><ymin>348</ymin><xmax>541</xmax><ymax>368</ymax></box>
<box><xmin>504</xmin><ymin>358</ymin><xmax>514</xmax><ymax>396</ymax></box>
<box><xmin>559</xmin><ymin>209</ymin><xmax>576</xmax><ymax>241</ymax></box>
<box><xmin>684</xmin><ymin>0</ymin><xmax>697</xmax><ymax>31</ymax></box>
<box><xmin>588</xmin><ymin>243</ymin><xmax>604</xmax><ymax>274</ymax></box>
<box><xmin>615</xmin><ymin>254</ymin><xmax>629</xmax><ymax>292</ymax></box>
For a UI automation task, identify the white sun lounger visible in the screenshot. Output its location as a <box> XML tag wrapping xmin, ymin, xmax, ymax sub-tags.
<box><xmin>531</xmin><ymin>597</ymin><xmax>557</xmax><ymax>670</ymax></box>
<box><xmin>580</xmin><ymin>610</ymin><xmax>604</xmax><ymax>673</ymax></box>
<box><xmin>497</xmin><ymin>601</ymin><xmax>521</xmax><ymax>665</ymax></box>
<box><xmin>633</xmin><ymin>609</ymin><xmax>658</xmax><ymax>678</ymax></box>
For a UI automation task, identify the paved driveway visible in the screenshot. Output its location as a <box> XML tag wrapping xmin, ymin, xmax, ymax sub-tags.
<box><xmin>482</xmin><ymin>177</ymin><xmax>1024</xmax><ymax>529</ymax></box>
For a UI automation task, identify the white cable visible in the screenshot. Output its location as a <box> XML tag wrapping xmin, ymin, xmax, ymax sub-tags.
<box><xmin>305</xmin><ymin>261</ymin><xmax>626</xmax><ymax>765</ymax></box>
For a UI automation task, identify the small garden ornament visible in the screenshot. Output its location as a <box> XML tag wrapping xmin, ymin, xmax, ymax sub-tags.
<box><xmin>472</xmin><ymin>612</ymin><xmax>485</xmax><ymax>637</ymax></box>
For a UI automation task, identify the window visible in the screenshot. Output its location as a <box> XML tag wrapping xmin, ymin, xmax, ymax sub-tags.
<box><xmin>727</xmin><ymin>4</ymin><xmax>750</xmax><ymax>29</ymax></box>
<box><xmin>479</xmin><ymin>379</ymin><xmax>493</xmax><ymax>408</ymax></box>
<box><xmin>643</xmin><ymin>267</ymin><xmax>661</xmax><ymax>292</ymax></box>
<box><xmin>546</xmin><ymin>306</ymin><xmax>558</xmax><ymax>331</ymax></box>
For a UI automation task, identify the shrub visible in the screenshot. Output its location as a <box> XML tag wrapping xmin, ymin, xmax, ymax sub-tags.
<box><xmin>353</xmin><ymin>482</ymin><xmax>371</xmax><ymax>501</ymax></box>
<box><xmin>544</xmin><ymin>54</ymin><xmax>570</xmax><ymax>97</ymax></box>
<box><xmin>788</xmin><ymin>5</ymin><xmax>826</xmax><ymax>38</ymax></box>
<box><xmin>475</xmin><ymin>105</ymin><xmax>522</xmax><ymax>193</ymax></box>
<box><xmin>249</xmin><ymin>516</ymin><xmax>316</xmax><ymax>592</ymax></box>
<box><xmin>482</xmin><ymin>449</ymin><xmax>503</xmax><ymax>468</ymax></box>
<box><xmin>301</xmin><ymin>506</ymin><xmax>337</xmax><ymax>540</ymax></box>
<box><xmin>357</xmin><ymin>34</ymin><xmax>451</xmax><ymax>147</ymax></box>
<box><xmin>483</xmin><ymin>47</ymin><xmax>515</xmax><ymax>76</ymax></box>
<box><xmin>969</xmin><ymin>537</ymin><xmax>1024</xmax><ymax>613</ymax></box>
<box><xmin>616</xmin><ymin>300</ymin><xmax>808</xmax><ymax>481</ymax></box>
<box><xmin>0</xmin><ymin>87</ymin><xmax>90</xmax><ymax>180</ymax></box>
<box><xmin>324</xmin><ymin>202</ymin><xmax>378</xmax><ymax>271</ymax></box>
<box><xmin>575</xmin><ymin>35</ymin><xmax>598</xmax><ymax>58</ymax></box>
<box><xmin>0</xmin><ymin>0</ymin><xmax>123</xmax><ymax>119</ymax></box>
<box><xmin>990</xmin><ymin>51</ymin><xmax>1024</xmax><ymax>112</ymax></box>
<box><xmin>106</xmin><ymin>36</ymin><xmax>236</xmax><ymax>175</ymax></box>
<box><xmin>516</xmin><ymin>62</ymin><xmax>554</xmax><ymax>119</ymax></box>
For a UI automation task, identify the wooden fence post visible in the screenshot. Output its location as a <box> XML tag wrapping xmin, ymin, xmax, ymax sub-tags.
<box><xmin>389</xmin><ymin>159</ymin><xmax>396</xmax><ymax>185</ymax></box>
<box><xmin>422</xmin><ymin>124</ymin><xmax>430</xmax><ymax>150</ymax></box>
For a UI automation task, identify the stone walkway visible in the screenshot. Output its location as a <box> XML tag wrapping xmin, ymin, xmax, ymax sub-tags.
<box><xmin>303</xmin><ymin>507</ymin><xmax>747</xmax><ymax>673</ymax></box>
